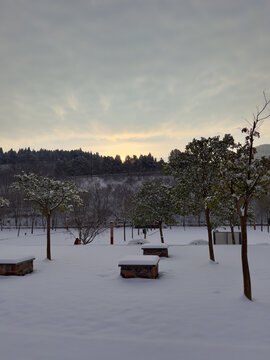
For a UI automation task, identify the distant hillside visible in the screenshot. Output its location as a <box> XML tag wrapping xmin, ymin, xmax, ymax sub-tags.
<box><xmin>255</xmin><ymin>144</ymin><xmax>270</xmax><ymax>158</ymax></box>
<box><xmin>0</xmin><ymin>148</ymin><xmax>164</xmax><ymax>178</ymax></box>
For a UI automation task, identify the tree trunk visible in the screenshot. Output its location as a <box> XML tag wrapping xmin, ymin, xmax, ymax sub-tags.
<box><xmin>159</xmin><ymin>221</ymin><xmax>164</xmax><ymax>243</ymax></box>
<box><xmin>46</xmin><ymin>213</ymin><xmax>51</xmax><ymax>260</ymax></box>
<box><xmin>31</xmin><ymin>217</ymin><xmax>35</xmax><ymax>234</ymax></box>
<box><xmin>143</xmin><ymin>228</ymin><xmax>146</xmax><ymax>239</ymax></box>
<box><xmin>240</xmin><ymin>215</ymin><xmax>252</xmax><ymax>300</ymax></box>
<box><xmin>230</xmin><ymin>222</ymin><xmax>236</xmax><ymax>245</ymax></box>
<box><xmin>17</xmin><ymin>223</ymin><xmax>21</xmax><ymax>237</ymax></box>
<box><xmin>123</xmin><ymin>221</ymin><xmax>126</xmax><ymax>241</ymax></box>
<box><xmin>205</xmin><ymin>207</ymin><xmax>215</xmax><ymax>262</ymax></box>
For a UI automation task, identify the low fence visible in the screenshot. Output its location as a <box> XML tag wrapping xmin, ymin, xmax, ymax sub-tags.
<box><xmin>213</xmin><ymin>231</ymin><xmax>242</xmax><ymax>245</ymax></box>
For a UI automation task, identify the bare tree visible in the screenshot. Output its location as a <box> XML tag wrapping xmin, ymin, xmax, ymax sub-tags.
<box><xmin>71</xmin><ymin>185</ymin><xmax>112</xmax><ymax>244</ymax></box>
<box><xmin>111</xmin><ymin>184</ymin><xmax>134</xmax><ymax>241</ymax></box>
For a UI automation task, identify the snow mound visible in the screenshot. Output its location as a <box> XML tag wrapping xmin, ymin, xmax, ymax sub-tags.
<box><xmin>189</xmin><ymin>239</ymin><xmax>208</xmax><ymax>245</ymax></box>
<box><xmin>119</xmin><ymin>255</ymin><xmax>160</xmax><ymax>266</ymax></box>
<box><xmin>141</xmin><ymin>244</ymin><xmax>168</xmax><ymax>249</ymax></box>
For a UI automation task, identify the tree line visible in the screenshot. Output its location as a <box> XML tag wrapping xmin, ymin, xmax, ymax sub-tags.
<box><xmin>0</xmin><ymin>148</ymin><xmax>164</xmax><ymax>177</ymax></box>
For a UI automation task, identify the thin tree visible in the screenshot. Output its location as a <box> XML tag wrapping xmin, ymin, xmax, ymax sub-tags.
<box><xmin>111</xmin><ymin>184</ymin><xmax>134</xmax><ymax>241</ymax></box>
<box><xmin>11</xmin><ymin>173</ymin><xmax>82</xmax><ymax>260</ymax></box>
<box><xmin>217</xmin><ymin>93</ymin><xmax>270</xmax><ymax>300</ymax></box>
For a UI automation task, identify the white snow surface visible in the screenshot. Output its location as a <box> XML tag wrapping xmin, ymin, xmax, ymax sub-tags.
<box><xmin>118</xmin><ymin>255</ymin><xmax>159</xmax><ymax>265</ymax></box>
<box><xmin>0</xmin><ymin>256</ymin><xmax>35</xmax><ymax>264</ymax></box>
<box><xmin>141</xmin><ymin>244</ymin><xmax>169</xmax><ymax>249</ymax></box>
<box><xmin>0</xmin><ymin>226</ymin><xmax>270</xmax><ymax>360</ymax></box>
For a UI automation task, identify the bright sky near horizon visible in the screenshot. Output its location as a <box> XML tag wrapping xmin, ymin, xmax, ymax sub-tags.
<box><xmin>0</xmin><ymin>0</ymin><xmax>270</xmax><ymax>160</ymax></box>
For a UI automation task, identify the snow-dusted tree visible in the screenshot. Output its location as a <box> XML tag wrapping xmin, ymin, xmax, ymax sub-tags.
<box><xmin>217</xmin><ymin>93</ymin><xmax>270</xmax><ymax>300</ymax></box>
<box><xmin>132</xmin><ymin>181</ymin><xmax>175</xmax><ymax>243</ymax></box>
<box><xmin>0</xmin><ymin>197</ymin><xmax>10</xmax><ymax>231</ymax></box>
<box><xmin>165</xmin><ymin>135</ymin><xmax>235</xmax><ymax>262</ymax></box>
<box><xmin>0</xmin><ymin>197</ymin><xmax>9</xmax><ymax>208</ymax></box>
<box><xmin>11</xmin><ymin>173</ymin><xmax>82</xmax><ymax>260</ymax></box>
<box><xmin>70</xmin><ymin>185</ymin><xmax>111</xmax><ymax>244</ymax></box>
<box><xmin>254</xmin><ymin>194</ymin><xmax>270</xmax><ymax>229</ymax></box>
<box><xmin>210</xmin><ymin>189</ymin><xmax>255</xmax><ymax>244</ymax></box>
<box><xmin>209</xmin><ymin>195</ymin><xmax>238</xmax><ymax>241</ymax></box>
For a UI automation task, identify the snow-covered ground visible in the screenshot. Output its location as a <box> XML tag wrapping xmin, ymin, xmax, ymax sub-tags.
<box><xmin>0</xmin><ymin>226</ymin><xmax>270</xmax><ymax>360</ymax></box>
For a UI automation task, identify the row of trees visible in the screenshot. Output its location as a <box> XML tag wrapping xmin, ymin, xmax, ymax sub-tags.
<box><xmin>0</xmin><ymin>148</ymin><xmax>163</xmax><ymax>177</ymax></box>
<box><xmin>132</xmin><ymin>93</ymin><xmax>270</xmax><ymax>301</ymax></box>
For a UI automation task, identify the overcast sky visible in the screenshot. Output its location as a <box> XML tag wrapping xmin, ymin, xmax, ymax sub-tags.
<box><xmin>1</xmin><ymin>0</ymin><xmax>270</xmax><ymax>160</ymax></box>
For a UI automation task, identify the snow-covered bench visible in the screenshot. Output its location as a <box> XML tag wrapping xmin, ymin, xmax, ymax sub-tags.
<box><xmin>0</xmin><ymin>257</ymin><xmax>35</xmax><ymax>276</ymax></box>
<box><xmin>141</xmin><ymin>244</ymin><xmax>169</xmax><ymax>257</ymax></box>
<box><xmin>118</xmin><ymin>255</ymin><xmax>160</xmax><ymax>279</ymax></box>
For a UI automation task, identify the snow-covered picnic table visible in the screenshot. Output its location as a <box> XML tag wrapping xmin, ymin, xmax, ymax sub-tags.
<box><xmin>118</xmin><ymin>255</ymin><xmax>160</xmax><ymax>279</ymax></box>
<box><xmin>0</xmin><ymin>256</ymin><xmax>35</xmax><ymax>276</ymax></box>
<box><xmin>141</xmin><ymin>244</ymin><xmax>169</xmax><ymax>257</ymax></box>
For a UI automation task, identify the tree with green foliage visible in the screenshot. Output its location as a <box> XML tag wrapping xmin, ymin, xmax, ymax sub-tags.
<box><xmin>132</xmin><ymin>181</ymin><xmax>175</xmax><ymax>243</ymax></box>
<box><xmin>11</xmin><ymin>173</ymin><xmax>82</xmax><ymax>260</ymax></box>
<box><xmin>165</xmin><ymin>135</ymin><xmax>235</xmax><ymax>262</ymax></box>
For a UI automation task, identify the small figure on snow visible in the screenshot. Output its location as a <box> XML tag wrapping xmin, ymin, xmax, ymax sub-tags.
<box><xmin>74</xmin><ymin>238</ymin><xmax>81</xmax><ymax>245</ymax></box>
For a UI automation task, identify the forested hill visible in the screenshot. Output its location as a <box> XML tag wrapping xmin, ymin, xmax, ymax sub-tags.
<box><xmin>255</xmin><ymin>144</ymin><xmax>270</xmax><ymax>158</ymax></box>
<box><xmin>0</xmin><ymin>148</ymin><xmax>164</xmax><ymax>177</ymax></box>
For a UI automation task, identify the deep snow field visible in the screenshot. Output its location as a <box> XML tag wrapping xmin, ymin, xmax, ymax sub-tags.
<box><xmin>0</xmin><ymin>226</ymin><xmax>270</xmax><ymax>360</ymax></box>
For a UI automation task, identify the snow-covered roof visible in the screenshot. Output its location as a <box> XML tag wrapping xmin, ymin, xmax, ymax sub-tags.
<box><xmin>0</xmin><ymin>256</ymin><xmax>35</xmax><ymax>265</ymax></box>
<box><xmin>118</xmin><ymin>255</ymin><xmax>160</xmax><ymax>266</ymax></box>
<box><xmin>141</xmin><ymin>244</ymin><xmax>168</xmax><ymax>249</ymax></box>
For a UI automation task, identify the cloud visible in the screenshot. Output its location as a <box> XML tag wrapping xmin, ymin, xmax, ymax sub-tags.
<box><xmin>52</xmin><ymin>105</ymin><xmax>66</xmax><ymax>119</ymax></box>
<box><xmin>99</xmin><ymin>95</ymin><xmax>112</xmax><ymax>112</ymax></box>
<box><xmin>67</xmin><ymin>94</ymin><xmax>79</xmax><ymax>111</ymax></box>
<box><xmin>0</xmin><ymin>0</ymin><xmax>270</xmax><ymax>158</ymax></box>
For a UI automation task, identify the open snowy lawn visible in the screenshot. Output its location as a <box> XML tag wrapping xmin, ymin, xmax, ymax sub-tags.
<box><xmin>0</xmin><ymin>227</ymin><xmax>270</xmax><ymax>360</ymax></box>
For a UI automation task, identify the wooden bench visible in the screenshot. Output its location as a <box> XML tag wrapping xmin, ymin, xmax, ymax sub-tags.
<box><xmin>0</xmin><ymin>257</ymin><xmax>35</xmax><ymax>276</ymax></box>
<box><xmin>141</xmin><ymin>244</ymin><xmax>169</xmax><ymax>257</ymax></box>
<box><xmin>118</xmin><ymin>255</ymin><xmax>160</xmax><ymax>279</ymax></box>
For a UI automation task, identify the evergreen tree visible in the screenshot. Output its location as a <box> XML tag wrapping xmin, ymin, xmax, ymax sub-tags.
<box><xmin>132</xmin><ymin>181</ymin><xmax>175</xmax><ymax>243</ymax></box>
<box><xmin>165</xmin><ymin>135</ymin><xmax>235</xmax><ymax>262</ymax></box>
